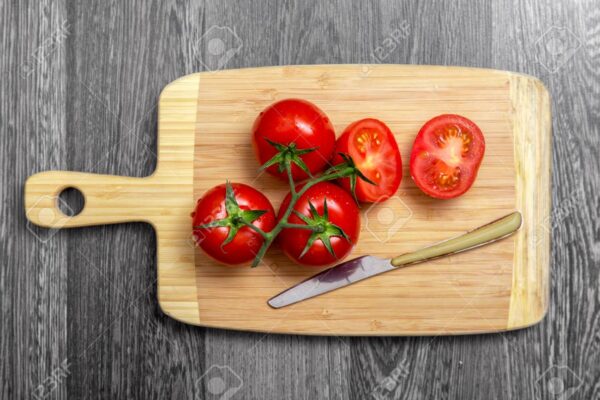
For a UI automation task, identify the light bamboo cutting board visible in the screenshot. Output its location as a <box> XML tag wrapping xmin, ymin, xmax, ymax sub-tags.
<box><xmin>24</xmin><ymin>65</ymin><xmax>551</xmax><ymax>336</ymax></box>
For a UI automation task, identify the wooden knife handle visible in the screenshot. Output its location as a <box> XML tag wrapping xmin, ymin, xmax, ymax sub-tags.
<box><xmin>390</xmin><ymin>212</ymin><xmax>523</xmax><ymax>267</ymax></box>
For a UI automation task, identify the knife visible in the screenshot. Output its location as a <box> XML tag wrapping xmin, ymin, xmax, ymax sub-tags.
<box><xmin>268</xmin><ymin>211</ymin><xmax>522</xmax><ymax>309</ymax></box>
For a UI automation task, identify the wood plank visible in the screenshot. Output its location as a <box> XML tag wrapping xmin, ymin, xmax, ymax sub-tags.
<box><xmin>5</xmin><ymin>0</ymin><xmax>599</xmax><ymax>399</ymax></box>
<box><xmin>1</xmin><ymin>2</ymin><xmax>69</xmax><ymax>400</ymax></box>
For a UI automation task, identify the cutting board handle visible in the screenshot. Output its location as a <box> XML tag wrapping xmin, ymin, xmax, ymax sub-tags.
<box><xmin>24</xmin><ymin>171</ymin><xmax>161</xmax><ymax>228</ymax></box>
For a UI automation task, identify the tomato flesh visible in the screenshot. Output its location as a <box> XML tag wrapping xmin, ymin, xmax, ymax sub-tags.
<box><xmin>409</xmin><ymin>114</ymin><xmax>485</xmax><ymax>199</ymax></box>
<box><xmin>334</xmin><ymin>118</ymin><xmax>402</xmax><ymax>202</ymax></box>
<box><xmin>277</xmin><ymin>182</ymin><xmax>360</xmax><ymax>266</ymax></box>
<box><xmin>192</xmin><ymin>183</ymin><xmax>276</xmax><ymax>266</ymax></box>
<box><xmin>252</xmin><ymin>99</ymin><xmax>336</xmax><ymax>180</ymax></box>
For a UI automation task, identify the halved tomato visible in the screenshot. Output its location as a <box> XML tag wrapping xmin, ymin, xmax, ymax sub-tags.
<box><xmin>333</xmin><ymin>118</ymin><xmax>402</xmax><ymax>202</ymax></box>
<box><xmin>409</xmin><ymin>114</ymin><xmax>485</xmax><ymax>199</ymax></box>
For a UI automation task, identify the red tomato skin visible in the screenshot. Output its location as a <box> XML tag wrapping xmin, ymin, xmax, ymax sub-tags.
<box><xmin>252</xmin><ymin>99</ymin><xmax>336</xmax><ymax>180</ymax></box>
<box><xmin>277</xmin><ymin>182</ymin><xmax>360</xmax><ymax>266</ymax></box>
<box><xmin>333</xmin><ymin>118</ymin><xmax>403</xmax><ymax>203</ymax></box>
<box><xmin>409</xmin><ymin>114</ymin><xmax>485</xmax><ymax>200</ymax></box>
<box><xmin>192</xmin><ymin>183</ymin><xmax>276</xmax><ymax>266</ymax></box>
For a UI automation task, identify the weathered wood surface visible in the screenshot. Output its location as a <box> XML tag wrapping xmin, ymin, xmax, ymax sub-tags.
<box><xmin>1</xmin><ymin>0</ymin><xmax>598</xmax><ymax>399</ymax></box>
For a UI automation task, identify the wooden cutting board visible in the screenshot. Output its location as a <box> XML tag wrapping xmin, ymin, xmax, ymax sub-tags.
<box><xmin>24</xmin><ymin>65</ymin><xmax>551</xmax><ymax>336</ymax></box>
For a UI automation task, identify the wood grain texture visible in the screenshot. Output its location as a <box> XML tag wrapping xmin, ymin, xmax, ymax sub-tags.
<box><xmin>1</xmin><ymin>2</ymin><xmax>69</xmax><ymax>400</ymax></box>
<box><xmin>24</xmin><ymin>65</ymin><xmax>550</xmax><ymax>335</ymax></box>
<box><xmin>24</xmin><ymin>74</ymin><xmax>202</xmax><ymax>327</ymax></box>
<box><xmin>507</xmin><ymin>74</ymin><xmax>552</xmax><ymax>329</ymax></box>
<box><xmin>187</xmin><ymin>64</ymin><xmax>548</xmax><ymax>335</ymax></box>
<box><xmin>2</xmin><ymin>0</ymin><xmax>599</xmax><ymax>399</ymax></box>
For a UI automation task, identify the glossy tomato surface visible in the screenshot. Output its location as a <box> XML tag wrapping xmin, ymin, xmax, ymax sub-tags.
<box><xmin>252</xmin><ymin>99</ymin><xmax>336</xmax><ymax>180</ymax></box>
<box><xmin>192</xmin><ymin>183</ymin><xmax>276</xmax><ymax>266</ymax></box>
<box><xmin>409</xmin><ymin>114</ymin><xmax>485</xmax><ymax>199</ymax></box>
<box><xmin>277</xmin><ymin>182</ymin><xmax>360</xmax><ymax>266</ymax></box>
<box><xmin>333</xmin><ymin>118</ymin><xmax>402</xmax><ymax>202</ymax></box>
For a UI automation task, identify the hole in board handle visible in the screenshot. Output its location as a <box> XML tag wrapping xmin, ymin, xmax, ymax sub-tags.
<box><xmin>57</xmin><ymin>187</ymin><xmax>85</xmax><ymax>217</ymax></box>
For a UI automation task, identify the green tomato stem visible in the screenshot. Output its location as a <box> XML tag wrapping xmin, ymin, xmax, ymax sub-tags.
<box><xmin>240</xmin><ymin>220</ymin><xmax>269</xmax><ymax>239</ymax></box>
<box><xmin>286</xmin><ymin>160</ymin><xmax>296</xmax><ymax>196</ymax></box>
<box><xmin>281</xmin><ymin>223</ymin><xmax>322</xmax><ymax>231</ymax></box>
<box><xmin>250</xmin><ymin>165</ymin><xmax>354</xmax><ymax>267</ymax></box>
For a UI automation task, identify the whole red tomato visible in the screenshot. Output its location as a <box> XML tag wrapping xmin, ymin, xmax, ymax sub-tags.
<box><xmin>192</xmin><ymin>182</ymin><xmax>276</xmax><ymax>266</ymax></box>
<box><xmin>333</xmin><ymin>118</ymin><xmax>403</xmax><ymax>202</ymax></box>
<box><xmin>410</xmin><ymin>114</ymin><xmax>485</xmax><ymax>199</ymax></box>
<box><xmin>252</xmin><ymin>99</ymin><xmax>336</xmax><ymax>180</ymax></box>
<box><xmin>277</xmin><ymin>182</ymin><xmax>360</xmax><ymax>266</ymax></box>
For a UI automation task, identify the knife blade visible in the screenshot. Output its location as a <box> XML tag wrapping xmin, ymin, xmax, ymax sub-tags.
<box><xmin>268</xmin><ymin>211</ymin><xmax>522</xmax><ymax>309</ymax></box>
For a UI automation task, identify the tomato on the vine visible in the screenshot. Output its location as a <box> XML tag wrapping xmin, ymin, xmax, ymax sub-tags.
<box><xmin>192</xmin><ymin>182</ymin><xmax>276</xmax><ymax>266</ymax></box>
<box><xmin>277</xmin><ymin>182</ymin><xmax>360</xmax><ymax>266</ymax></box>
<box><xmin>252</xmin><ymin>99</ymin><xmax>336</xmax><ymax>180</ymax></box>
<box><xmin>410</xmin><ymin>114</ymin><xmax>485</xmax><ymax>199</ymax></box>
<box><xmin>333</xmin><ymin>118</ymin><xmax>402</xmax><ymax>202</ymax></box>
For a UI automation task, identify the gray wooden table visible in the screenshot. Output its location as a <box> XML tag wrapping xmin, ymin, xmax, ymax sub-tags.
<box><xmin>2</xmin><ymin>0</ymin><xmax>599</xmax><ymax>399</ymax></box>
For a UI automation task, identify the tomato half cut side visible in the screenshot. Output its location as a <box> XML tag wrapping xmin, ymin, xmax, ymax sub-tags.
<box><xmin>334</xmin><ymin>118</ymin><xmax>403</xmax><ymax>202</ymax></box>
<box><xmin>409</xmin><ymin>114</ymin><xmax>485</xmax><ymax>199</ymax></box>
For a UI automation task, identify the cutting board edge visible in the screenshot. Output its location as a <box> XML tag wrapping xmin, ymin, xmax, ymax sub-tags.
<box><xmin>154</xmin><ymin>314</ymin><xmax>549</xmax><ymax>336</ymax></box>
<box><xmin>506</xmin><ymin>73</ymin><xmax>552</xmax><ymax>330</ymax></box>
<box><xmin>150</xmin><ymin>63</ymin><xmax>549</xmax><ymax>83</ymax></box>
<box><xmin>155</xmin><ymin>73</ymin><xmax>202</xmax><ymax>325</ymax></box>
